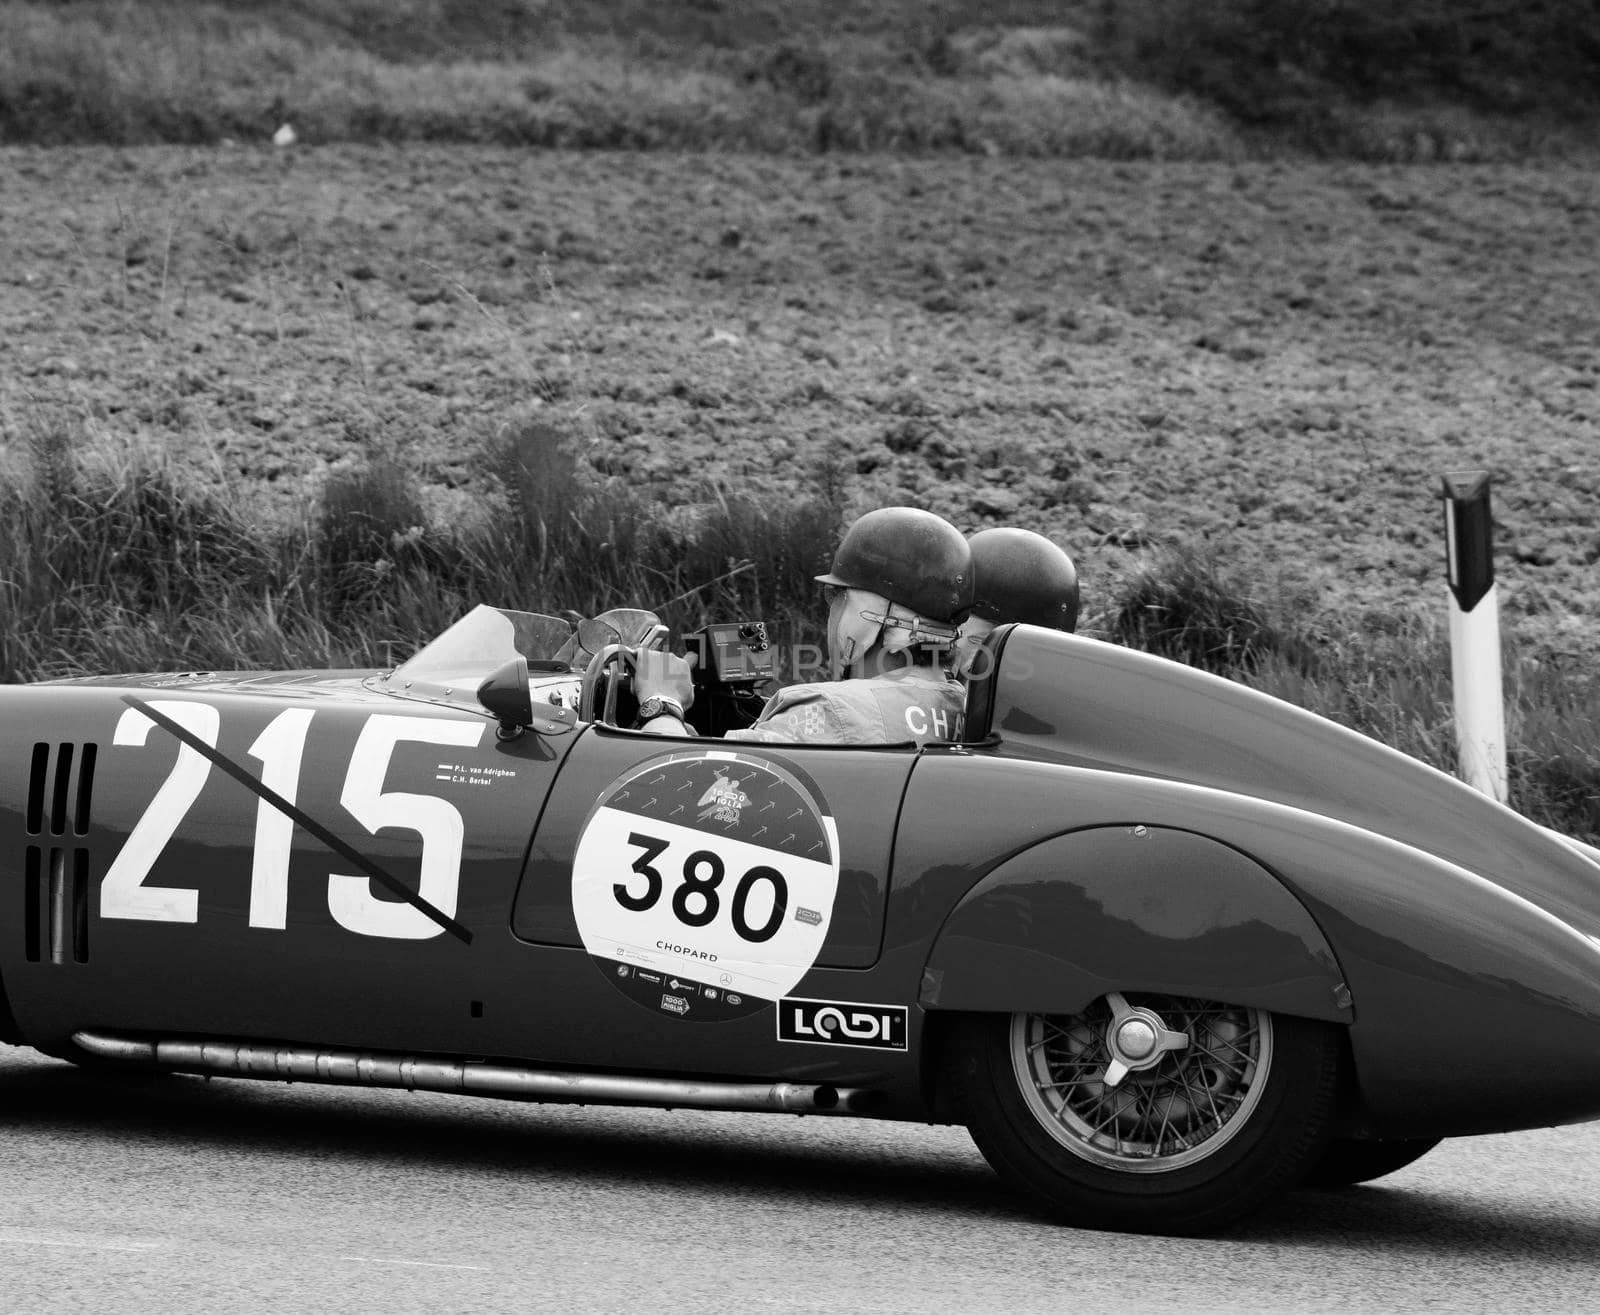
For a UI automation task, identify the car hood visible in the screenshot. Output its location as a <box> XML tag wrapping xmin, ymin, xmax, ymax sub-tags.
<box><xmin>980</xmin><ymin>625</ymin><xmax>1600</xmax><ymax>935</ymax></box>
<box><xmin>37</xmin><ymin>663</ymin><xmax>587</xmax><ymax>721</ymax></box>
<box><xmin>40</xmin><ymin>670</ymin><xmax>389</xmax><ymax>699</ymax></box>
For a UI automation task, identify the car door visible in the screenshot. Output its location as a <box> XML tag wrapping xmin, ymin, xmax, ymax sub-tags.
<box><xmin>504</xmin><ymin>726</ymin><xmax>917</xmax><ymax>1074</ymax></box>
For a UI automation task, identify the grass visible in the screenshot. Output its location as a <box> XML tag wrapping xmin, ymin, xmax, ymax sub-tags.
<box><xmin>0</xmin><ymin>412</ymin><xmax>843</xmax><ymax>681</ymax></box>
<box><xmin>3</xmin><ymin>0</ymin><xmax>1592</xmax><ymax>158</ymax></box>
<box><xmin>5</xmin><ymin>418</ymin><xmax>1596</xmax><ymax>841</ymax></box>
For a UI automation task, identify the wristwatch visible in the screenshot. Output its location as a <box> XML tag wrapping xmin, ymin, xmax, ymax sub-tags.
<box><xmin>634</xmin><ymin>695</ymin><xmax>685</xmax><ymax>727</ymax></box>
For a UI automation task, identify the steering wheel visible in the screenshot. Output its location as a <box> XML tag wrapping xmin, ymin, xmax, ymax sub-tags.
<box><xmin>579</xmin><ymin>622</ymin><xmax>669</xmax><ymax>725</ymax></box>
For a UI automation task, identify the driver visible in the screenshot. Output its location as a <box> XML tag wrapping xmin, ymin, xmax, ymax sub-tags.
<box><xmin>631</xmin><ymin>507</ymin><xmax>974</xmax><ymax>745</ymax></box>
<box><xmin>953</xmin><ymin>527</ymin><xmax>1079</xmax><ymax>680</ymax></box>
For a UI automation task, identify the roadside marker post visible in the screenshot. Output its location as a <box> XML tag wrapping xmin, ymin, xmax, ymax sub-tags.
<box><xmin>1441</xmin><ymin>470</ymin><xmax>1507</xmax><ymax>803</ymax></box>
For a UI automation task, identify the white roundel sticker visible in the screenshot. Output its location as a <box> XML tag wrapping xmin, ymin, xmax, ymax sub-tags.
<box><xmin>572</xmin><ymin>751</ymin><xmax>840</xmax><ymax>1022</ymax></box>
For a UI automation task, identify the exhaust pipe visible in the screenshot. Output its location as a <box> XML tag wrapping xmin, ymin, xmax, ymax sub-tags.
<box><xmin>71</xmin><ymin>1031</ymin><xmax>879</xmax><ymax>1116</ymax></box>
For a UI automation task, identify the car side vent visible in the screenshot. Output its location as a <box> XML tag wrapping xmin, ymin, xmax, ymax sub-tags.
<box><xmin>25</xmin><ymin>743</ymin><xmax>47</xmax><ymax>835</ymax></box>
<box><xmin>24</xmin><ymin>742</ymin><xmax>96</xmax><ymax>965</ymax></box>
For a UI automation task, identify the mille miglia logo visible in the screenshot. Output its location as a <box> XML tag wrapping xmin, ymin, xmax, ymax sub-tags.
<box><xmin>696</xmin><ymin>771</ymin><xmax>750</xmax><ymax>826</ymax></box>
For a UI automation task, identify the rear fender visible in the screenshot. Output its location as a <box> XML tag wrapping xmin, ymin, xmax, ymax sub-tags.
<box><xmin>918</xmin><ymin>825</ymin><xmax>1351</xmax><ymax>1024</ymax></box>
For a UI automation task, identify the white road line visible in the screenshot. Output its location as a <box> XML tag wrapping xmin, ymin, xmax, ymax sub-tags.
<box><xmin>0</xmin><ymin>1237</ymin><xmax>160</xmax><ymax>1253</ymax></box>
<box><xmin>338</xmin><ymin>1256</ymin><xmax>489</xmax><ymax>1272</ymax></box>
<box><xmin>0</xmin><ymin>1236</ymin><xmax>490</xmax><ymax>1272</ymax></box>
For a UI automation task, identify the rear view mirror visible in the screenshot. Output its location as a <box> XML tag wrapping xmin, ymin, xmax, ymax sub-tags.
<box><xmin>477</xmin><ymin>657</ymin><xmax>576</xmax><ymax>738</ymax></box>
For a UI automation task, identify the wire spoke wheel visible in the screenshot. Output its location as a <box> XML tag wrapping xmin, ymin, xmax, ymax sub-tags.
<box><xmin>953</xmin><ymin>999</ymin><xmax>1341</xmax><ymax>1234</ymax></box>
<box><xmin>1011</xmin><ymin>994</ymin><xmax>1272</xmax><ymax>1173</ymax></box>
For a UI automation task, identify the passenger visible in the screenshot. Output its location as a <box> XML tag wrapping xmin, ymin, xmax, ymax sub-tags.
<box><xmin>954</xmin><ymin>527</ymin><xmax>1079</xmax><ymax>681</ymax></box>
<box><xmin>631</xmin><ymin>507</ymin><xmax>973</xmax><ymax>744</ymax></box>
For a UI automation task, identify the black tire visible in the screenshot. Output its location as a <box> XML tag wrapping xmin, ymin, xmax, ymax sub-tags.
<box><xmin>950</xmin><ymin>995</ymin><xmax>1342</xmax><ymax>1236</ymax></box>
<box><xmin>1302</xmin><ymin>1136</ymin><xmax>1440</xmax><ymax>1188</ymax></box>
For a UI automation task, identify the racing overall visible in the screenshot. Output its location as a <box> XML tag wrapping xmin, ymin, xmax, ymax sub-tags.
<box><xmin>725</xmin><ymin>666</ymin><xmax>965</xmax><ymax>746</ymax></box>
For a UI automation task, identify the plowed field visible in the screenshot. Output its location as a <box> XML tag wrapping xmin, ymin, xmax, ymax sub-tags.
<box><xmin>3</xmin><ymin>146</ymin><xmax>1596</xmax><ymax>648</ymax></box>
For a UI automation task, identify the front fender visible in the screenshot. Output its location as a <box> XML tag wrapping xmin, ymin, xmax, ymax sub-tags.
<box><xmin>917</xmin><ymin>825</ymin><xmax>1351</xmax><ymax>1024</ymax></box>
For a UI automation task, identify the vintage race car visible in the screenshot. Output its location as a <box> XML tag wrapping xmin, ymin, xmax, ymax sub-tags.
<box><xmin>6</xmin><ymin>604</ymin><xmax>1600</xmax><ymax>1235</ymax></box>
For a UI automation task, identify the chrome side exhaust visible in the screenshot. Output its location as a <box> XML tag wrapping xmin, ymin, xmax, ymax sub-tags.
<box><xmin>70</xmin><ymin>1030</ymin><xmax>878</xmax><ymax>1116</ymax></box>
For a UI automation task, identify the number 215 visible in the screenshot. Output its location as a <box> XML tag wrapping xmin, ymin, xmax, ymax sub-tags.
<box><xmin>99</xmin><ymin>701</ymin><xmax>483</xmax><ymax>941</ymax></box>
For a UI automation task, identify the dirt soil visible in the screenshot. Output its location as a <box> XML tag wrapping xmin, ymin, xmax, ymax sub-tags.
<box><xmin>2</xmin><ymin>145</ymin><xmax>1596</xmax><ymax>651</ymax></box>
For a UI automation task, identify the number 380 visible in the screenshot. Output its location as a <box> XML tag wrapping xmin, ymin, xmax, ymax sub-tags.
<box><xmin>615</xmin><ymin>831</ymin><xmax>788</xmax><ymax>944</ymax></box>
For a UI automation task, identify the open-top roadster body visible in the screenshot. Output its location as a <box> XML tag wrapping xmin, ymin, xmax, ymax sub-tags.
<box><xmin>5</xmin><ymin>605</ymin><xmax>1600</xmax><ymax>1235</ymax></box>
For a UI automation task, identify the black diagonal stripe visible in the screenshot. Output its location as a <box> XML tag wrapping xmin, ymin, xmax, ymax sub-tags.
<box><xmin>122</xmin><ymin>696</ymin><xmax>473</xmax><ymax>945</ymax></box>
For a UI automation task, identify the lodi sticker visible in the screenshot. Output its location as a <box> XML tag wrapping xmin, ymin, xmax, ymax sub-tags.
<box><xmin>572</xmin><ymin>750</ymin><xmax>840</xmax><ymax>1022</ymax></box>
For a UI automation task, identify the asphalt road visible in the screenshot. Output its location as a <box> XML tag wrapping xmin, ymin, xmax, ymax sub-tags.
<box><xmin>2</xmin><ymin>1045</ymin><xmax>1597</xmax><ymax>1314</ymax></box>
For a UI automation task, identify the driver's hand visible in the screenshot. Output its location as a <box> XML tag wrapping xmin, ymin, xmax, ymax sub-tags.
<box><xmin>633</xmin><ymin>648</ymin><xmax>695</xmax><ymax>710</ymax></box>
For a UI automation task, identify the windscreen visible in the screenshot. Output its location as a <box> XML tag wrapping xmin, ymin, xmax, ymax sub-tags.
<box><xmin>378</xmin><ymin>605</ymin><xmax>575</xmax><ymax>704</ymax></box>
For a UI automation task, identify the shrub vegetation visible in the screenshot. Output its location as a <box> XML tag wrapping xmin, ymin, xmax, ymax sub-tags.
<box><xmin>2</xmin><ymin>0</ymin><xmax>1593</xmax><ymax>158</ymax></box>
<box><xmin>3</xmin><ymin>420</ymin><xmax>1595</xmax><ymax>841</ymax></box>
<box><xmin>1105</xmin><ymin>0</ymin><xmax>1600</xmax><ymax>157</ymax></box>
<box><xmin>0</xmin><ymin>0</ymin><xmax>1236</xmax><ymax>157</ymax></box>
<box><xmin>0</xmin><ymin>414</ymin><xmax>841</xmax><ymax>681</ymax></box>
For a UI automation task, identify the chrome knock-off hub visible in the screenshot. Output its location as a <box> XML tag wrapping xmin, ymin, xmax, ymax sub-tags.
<box><xmin>1114</xmin><ymin>1017</ymin><xmax>1158</xmax><ymax>1059</ymax></box>
<box><xmin>1102</xmin><ymin>992</ymin><xmax>1189</xmax><ymax>1088</ymax></box>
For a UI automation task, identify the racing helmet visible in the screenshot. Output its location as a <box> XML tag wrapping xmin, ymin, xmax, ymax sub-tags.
<box><xmin>815</xmin><ymin>507</ymin><xmax>974</xmax><ymax>624</ymax></box>
<box><xmin>967</xmin><ymin>527</ymin><xmax>1079</xmax><ymax>631</ymax></box>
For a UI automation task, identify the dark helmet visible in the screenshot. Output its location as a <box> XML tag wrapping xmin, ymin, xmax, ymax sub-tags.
<box><xmin>968</xmin><ymin>527</ymin><xmax>1079</xmax><ymax>631</ymax></box>
<box><xmin>816</xmin><ymin>507</ymin><xmax>974</xmax><ymax>624</ymax></box>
